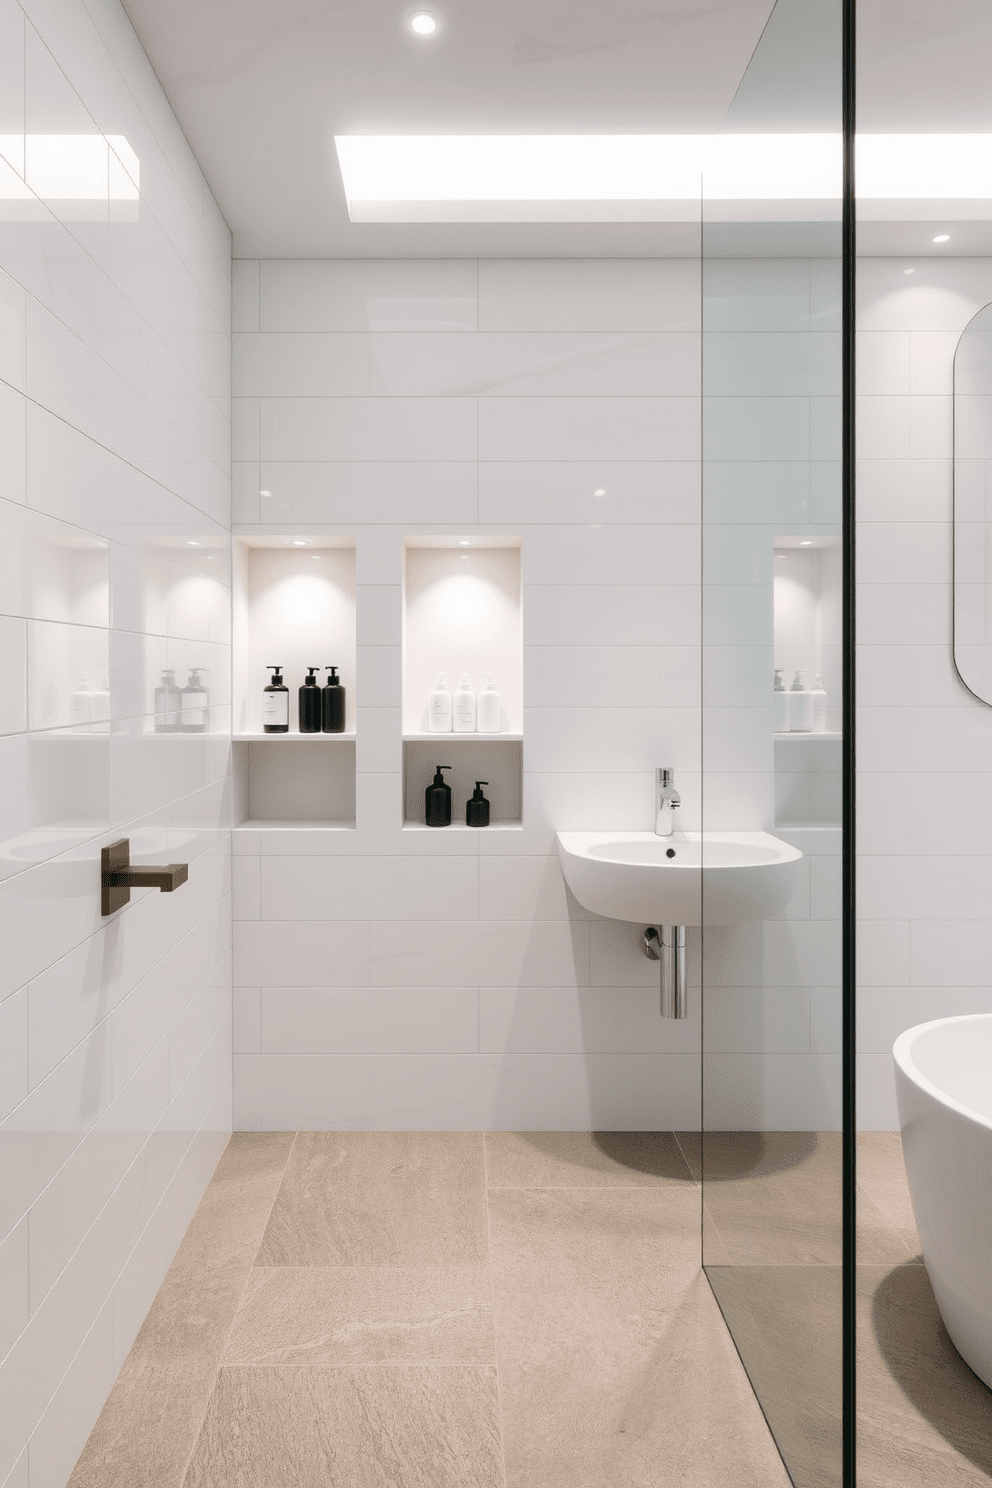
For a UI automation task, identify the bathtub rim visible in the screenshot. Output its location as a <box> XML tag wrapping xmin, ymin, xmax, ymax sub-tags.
<box><xmin>893</xmin><ymin>1013</ymin><xmax>992</xmax><ymax>1134</ymax></box>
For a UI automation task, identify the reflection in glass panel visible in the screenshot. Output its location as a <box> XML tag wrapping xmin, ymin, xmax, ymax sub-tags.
<box><xmin>700</xmin><ymin>0</ymin><xmax>844</xmax><ymax>1482</ymax></box>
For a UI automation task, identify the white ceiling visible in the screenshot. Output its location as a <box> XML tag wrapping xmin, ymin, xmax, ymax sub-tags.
<box><xmin>121</xmin><ymin>0</ymin><xmax>777</xmax><ymax>256</ymax></box>
<box><xmin>120</xmin><ymin>0</ymin><xmax>992</xmax><ymax>258</ymax></box>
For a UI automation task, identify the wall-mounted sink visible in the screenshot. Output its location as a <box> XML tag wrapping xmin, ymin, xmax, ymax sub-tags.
<box><xmin>556</xmin><ymin>831</ymin><xmax>803</xmax><ymax>926</ymax></box>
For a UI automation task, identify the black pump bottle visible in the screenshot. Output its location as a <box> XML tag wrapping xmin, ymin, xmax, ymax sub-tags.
<box><xmin>466</xmin><ymin>781</ymin><xmax>490</xmax><ymax>828</ymax></box>
<box><xmin>322</xmin><ymin>666</ymin><xmax>346</xmax><ymax>733</ymax></box>
<box><xmin>299</xmin><ymin>667</ymin><xmax>322</xmax><ymax>732</ymax></box>
<box><xmin>262</xmin><ymin>666</ymin><xmax>289</xmax><ymax>733</ymax></box>
<box><xmin>425</xmin><ymin>766</ymin><xmax>452</xmax><ymax>827</ymax></box>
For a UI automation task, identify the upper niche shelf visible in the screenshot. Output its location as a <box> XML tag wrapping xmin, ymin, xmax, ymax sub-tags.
<box><xmin>402</xmin><ymin>537</ymin><xmax>522</xmax><ymax>737</ymax></box>
<box><xmin>232</xmin><ymin>536</ymin><xmax>356</xmax><ymax>827</ymax></box>
<box><xmin>233</xmin><ymin>731</ymin><xmax>356</xmax><ymax>742</ymax></box>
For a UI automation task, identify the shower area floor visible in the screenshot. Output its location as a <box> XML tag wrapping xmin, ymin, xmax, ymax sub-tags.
<box><xmin>66</xmin><ymin>1130</ymin><xmax>790</xmax><ymax>1488</ymax></box>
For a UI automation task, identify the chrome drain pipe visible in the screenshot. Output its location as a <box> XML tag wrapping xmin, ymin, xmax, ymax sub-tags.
<box><xmin>643</xmin><ymin>925</ymin><xmax>688</xmax><ymax>1019</ymax></box>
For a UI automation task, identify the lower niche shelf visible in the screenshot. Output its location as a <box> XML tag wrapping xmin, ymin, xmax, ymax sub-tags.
<box><xmin>234</xmin><ymin>738</ymin><xmax>356</xmax><ymax>828</ymax></box>
<box><xmin>402</xmin><ymin>738</ymin><xmax>522</xmax><ymax>829</ymax></box>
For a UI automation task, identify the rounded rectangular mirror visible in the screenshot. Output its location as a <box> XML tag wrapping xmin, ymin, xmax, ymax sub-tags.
<box><xmin>954</xmin><ymin>304</ymin><xmax>992</xmax><ymax>703</ymax></box>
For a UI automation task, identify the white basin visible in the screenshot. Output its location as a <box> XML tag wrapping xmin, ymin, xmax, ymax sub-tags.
<box><xmin>556</xmin><ymin>830</ymin><xmax>803</xmax><ymax>926</ymax></box>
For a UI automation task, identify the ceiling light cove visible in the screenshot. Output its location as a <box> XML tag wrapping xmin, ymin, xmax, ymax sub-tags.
<box><xmin>334</xmin><ymin>134</ymin><xmax>992</xmax><ymax>225</ymax></box>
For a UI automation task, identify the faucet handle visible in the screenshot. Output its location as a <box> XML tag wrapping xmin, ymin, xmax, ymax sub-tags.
<box><xmin>657</xmin><ymin>767</ymin><xmax>675</xmax><ymax>787</ymax></box>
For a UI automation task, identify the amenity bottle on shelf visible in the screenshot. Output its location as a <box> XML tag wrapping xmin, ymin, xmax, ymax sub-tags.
<box><xmin>425</xmin><ymin>765</ymin><xmax>452</xmax><ymax>827</ymax></box>
<box><xmin>453</xmin><ymin>673</ymin><xmax>476</xmax><ymax>733</ymax></box>
<box><xmin>773</xmin><ymin>669</ymin><xmax>789</xmax><ymax>733</ymax></box>
<box><xmin>789</xmin><ymin>670</ymin><xmax>812</xmax><ymax>732</ymax></box>
<box><xmin>262</xmin><ymin>666</ymin><xmax>289</xmax><ymax>733</ymax></box>
<box><xmin>181</xmin><ymin>668</ymin><xmax>208</xmax><ymax>733</ymax></box>
<box><xmin>428</xmin><ymin>672</ymin><xmax>452</xmax><ymax>733</ymax></box>
<box><xmin>299</xmin><ymin>667</ymin><xmax>322</xmax><ymax>732</ymax></box>
<box><xmin>477</xmin><ymin>674</ymin><xmax>501</xmax><ymax>733</ymax></box>
<box><xmin>322</xmin><ymin>666</ymin><xmax>346</xmax><ymax>733</ymax></box>
<box><xmin>154</xmin><ymin>669</ymin><xmax>181</xmax><ymax>733</ymax></box>
<box><xmin>811</xmin><ymin>674</ymin><xmax>828</xmax><ymax>733</ymax></box>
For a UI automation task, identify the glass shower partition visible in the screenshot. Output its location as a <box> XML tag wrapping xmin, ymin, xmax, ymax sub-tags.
<box><xmin>699</xmin><ymin>2</ymin><xmax>848</xmax><ymax>1483</ymax></box>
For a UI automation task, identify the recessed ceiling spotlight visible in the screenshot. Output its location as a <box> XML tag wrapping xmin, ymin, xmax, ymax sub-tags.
<box><xmin>904</xmin><ymin>268</ymin><xmax>915</xmax><ymax>275</ymax></box>
<box><xmin>593</xmin><ymin>488</ymin><xmax>606</xmax><ymax>497</ymax></box>
<box><xmin>291</xmin><ymin>539</ymin><xmax>307</xmax><ymax>547</ymax></box>
<box><xmin>260</xmin><ymin>489</ymin><xmax>271</xmax><ymax>498</ymax></box>
<box><xmin>799</xmin><ymin>539</ymin><xmax>813</xmax><ymax>546</ymax></box>
<box><xmin>932</xmin><ymin>233</ymin><xmax>951</xmax><ymax>243</ymax></box>
<box><xmin>186</xmin><ymin>540</ymin><xmax>200</xmax><ymax>547</ymax></box>
<box><xmin>408</xmin><ymin>11</ymin><xmax>438</xmax><ymax>36</ymax></box>
<box><xmin>457</xmin><ymin>539</ymin><xmax>470</xmax><ymax>545</ymax></box>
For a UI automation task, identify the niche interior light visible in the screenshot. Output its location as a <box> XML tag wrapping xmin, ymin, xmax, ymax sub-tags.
<box><xmin>932</xmin><ymin>233</ymin><xmax>951</xmax><ymax>243</ymax></box>
<box><xmin>408</xmin><ymin>11</ymin><xmax>438</xmax><ymax>35</ymax></box>
<box><xmin>334</xmin><ymin>132</ymin><xmax>992</xmax><ymax>223</ymax></box>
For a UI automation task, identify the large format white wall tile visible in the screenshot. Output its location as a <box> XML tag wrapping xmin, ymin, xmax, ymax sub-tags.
<box><xmin>479</xmin><ymin>259</ymin><xmax>700</xmax><ymax>333</ymax></box>
<box><xmin>480</xmin><ymin>395</ymin><xmax>699</xmax><ymax>462</ymax></box>
<box><xmin>370</xmin><ymin>331</ymin><xmax>698</xmax><ymax>398</ymax></box>
<box><xmin>260</xmin><ymin>259</ymin><xmax>479</xmax><ymax>332</ymax></box>
<box><xmin>234</xmin><ymin>334</ymin><xmax>369</xmax><ymax>397</ymax></box>
<box><xmin>478</xmin><ymin>460</ymin><xmax>698</xmax><ymax>526</ymax></box>
<box><xmin>260</xmin><ymin>396</ymin><xmax>477</xmax><ymax>462</ymax></box>
<box><xmin>259</xmin><ymin>987</ymin><xmax>478</xmax><ymax>1054</ymax></box>
<box><xmin>234</xmin><ymin>1051</ymin><xmax>701</xmax><ymax>1130</ymax></box>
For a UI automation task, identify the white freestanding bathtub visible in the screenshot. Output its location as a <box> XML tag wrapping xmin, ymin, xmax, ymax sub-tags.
<box><xmin>893</xmin><ymin>1015</ymin><xmax>992</xmax><ymax>1390</ymax></box>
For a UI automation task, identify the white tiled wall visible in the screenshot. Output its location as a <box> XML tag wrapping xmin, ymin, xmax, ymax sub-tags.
<box><xmin>232</xmin><ymin>255</ymin><xmax>843</xmax><ymax>1135</ymax></box>
<box><xmin>857</xmin><ymin>257</ymin><xmax>992</xmax><ymax>1128</ymax></box>
<box><xmin>232</xmin><ymin>257</ymin><xmax>710</xmax><ymax>1131</ymax></box>
<box><xmin>0</xmin><ymin>0</ymin><xmax>232</xmax><ymax>1479</ymax></box>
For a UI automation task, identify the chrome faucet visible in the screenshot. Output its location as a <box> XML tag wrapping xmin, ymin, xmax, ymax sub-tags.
<box><xmin>655</xmin><ymin>767</ymin><xmax>680</xmax><ymax>837</ymax></box>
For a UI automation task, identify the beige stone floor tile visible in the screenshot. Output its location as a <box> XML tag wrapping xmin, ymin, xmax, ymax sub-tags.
<box><xmin>223</xmin><ymin>1266</ymin><xmax>495</xmax><ymax>1366</ymax></box>
<box><xmin>487</xmin><ymin>1186</ymin><xmax>789</xmax><ymax>1487</ymax></box>
<box><xmin>857</xmin><ymin>1185</ymin><xmax>921</xmax><ymax>1267</ymax></box>
<box><xmin>707</xmin><ymin>1264</ymin><xmax>842</xmax><ymax>1488</ymax></box>
<box><xmin>700</xmin><ymin>1131</ymin><xmax>843</xmax><ymax>1265</ymax></box>
<box><xmin>68</xmin><ymin>1133</ymin><xmax>295</xmax><ymax>1488</ymax></box>
<box><xmin>857</xmin><ymin>1262</ymin><xmax>992</xmax><ymax>1487</ymax></box>
<box><xmin>256</xmin><ymin>1131</ymin><xmax>488</xmax><ymax>1267</ymax></box>
<box><xmin>484</xmin><ymin>1130</ymin><xmax>694</xmax><ymax>1188</ymax></box>
<box><xmin>674</xmin><ymin>1129</ymin><xmax>701</xmax><ymax>1180</ymax></box>
<box><xmin>183</xmin><ymin>1366</ymin><xmax>503</xmax><ymax>1488</ymax></box>
<box><xmin>857</xmin><ymin>1131</ymin><xmax>920</xmax><ymax>1238</ymax></box>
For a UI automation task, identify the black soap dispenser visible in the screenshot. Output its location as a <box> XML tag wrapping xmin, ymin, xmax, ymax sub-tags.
<box><xmin>425</xmin><ymin>765</ymin><xmax>452</xmax><ymax>827</ymax></box>
<box><xmin>466</xmin><ymin>781</ymin><xmax>490</xmax><ymax>828</ymax></box>
<box><xmin>322</xmin><ymin>665</ymin><xmax>346</xmax><ymax>733</ymax></box>
<box><xmin>299</xmin><ymin>667</ymin><xmax>322</xmax><ymax>732</ymax></box>
<box><xmin>262</xmin><ymin>666</ymin><xmax>289</xmax><ymax>733</ymax></box>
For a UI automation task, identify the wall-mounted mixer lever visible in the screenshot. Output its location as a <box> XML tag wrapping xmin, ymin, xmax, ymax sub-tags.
<box><xmin>101</xmin><ymin>838</ymin><xmax>189</xmax><ymax>915</ymax></box>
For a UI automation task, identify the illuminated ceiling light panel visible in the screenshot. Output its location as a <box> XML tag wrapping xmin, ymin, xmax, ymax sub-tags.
<box><xmin>335</xmin><ymin>133</ymin><xmax>992</xmax><ymax>223</ymax></box>
<box><xmin>0</xmin><ymin>135</ymin><xmax>139</xmax><ymax>199</ymax></box>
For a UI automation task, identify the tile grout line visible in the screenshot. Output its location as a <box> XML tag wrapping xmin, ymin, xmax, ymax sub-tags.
<box><xmin>175</xmin><ymin>1131</ymin><xmax>297</xmax><ymax>1488</ymax></box>
<box><xmin>481</xmin><ymin>1132</ymin><xmax>511</xmax><ymax>1488</ymax></box>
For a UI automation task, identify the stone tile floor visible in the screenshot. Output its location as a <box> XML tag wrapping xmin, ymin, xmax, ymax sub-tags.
<box><xmin>66</xmin><ymin>1130</ymin><xmax>992</xmax><ymax>1486</ymax></box>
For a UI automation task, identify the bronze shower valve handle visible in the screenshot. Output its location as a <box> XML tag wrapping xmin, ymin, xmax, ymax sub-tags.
<box><xmin>101</xmin><ymin>838</ymin><xmax>189</xmax><ymax>915</ymax></box>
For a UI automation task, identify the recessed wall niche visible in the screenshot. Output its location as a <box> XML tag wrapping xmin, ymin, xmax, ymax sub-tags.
<box><xmin>402</xmin><ymin>536</ymin><xmax>522</xmax><ymax>828</ymax></box>
<box><xmin>232</xmin><ymin>536</ymin><xmax>356</xmax><ymax>828</ymax></box>
<box><xmin>773</xmin><ymin>534</ymin><xmax>841</xmax><ymax>826</ymax></box>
